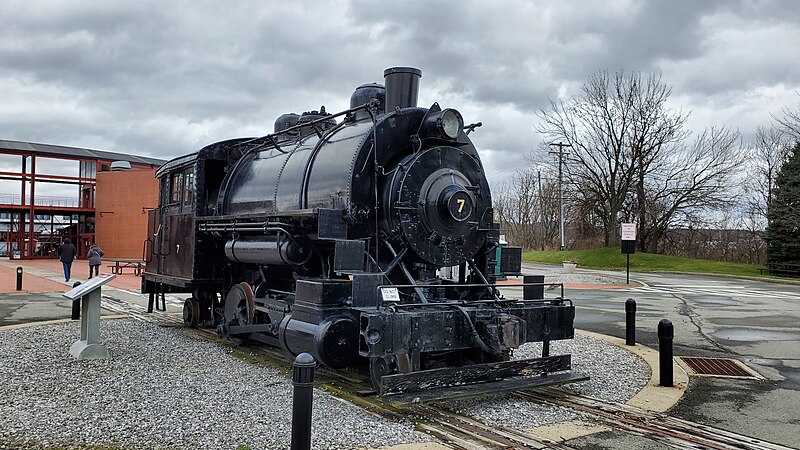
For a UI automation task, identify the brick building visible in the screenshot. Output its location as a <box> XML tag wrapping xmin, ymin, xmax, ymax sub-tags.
<box><xmin>0</xmin><ymin>139</ymin><xmax>165</xmax><ymax>260</ymax></box>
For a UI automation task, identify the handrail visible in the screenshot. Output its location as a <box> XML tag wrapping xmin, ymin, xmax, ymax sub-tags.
<box><xmin>375</xmin><ymin>282</ymin><xmax>566</xmax><ymax>308</ymax></box>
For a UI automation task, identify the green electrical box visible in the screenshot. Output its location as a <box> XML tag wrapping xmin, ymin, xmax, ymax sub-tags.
<box><xmin>495</xmin><ymin>235</ymin><xmax>508</xmax><ymax>280</ymax></box>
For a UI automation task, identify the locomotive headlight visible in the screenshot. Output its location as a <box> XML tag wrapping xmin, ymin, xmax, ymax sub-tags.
<box><xmin>440</xmin><ymin>109</ymin><xmax>463</xmax><ymax>139</ymax></box>
<box><xmin>423</xmin><ymin>108</ymin><xmax>464</xmax><ymax>140</ymax></box>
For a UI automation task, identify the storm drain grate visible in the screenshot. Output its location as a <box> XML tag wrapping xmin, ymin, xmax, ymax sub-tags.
<box><xmin>678</xmin><ymin>357</ymin><xmax>760</xmax><ymax>379</ymax></box>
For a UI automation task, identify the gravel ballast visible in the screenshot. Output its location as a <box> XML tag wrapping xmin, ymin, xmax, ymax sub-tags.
<box><xmin>0</xmin><ymin>320</ymin><xmax>649</xmax><ymax>449</ymax></box>
<box><xmin>0</xmin><ymin>320</ymin><xmax>428</xmax><ymax>450</ymax></box>
<box><xmin>440</xmin><ymin>334</ymin><xmax>650</xmax><ymax>429</ymax></box>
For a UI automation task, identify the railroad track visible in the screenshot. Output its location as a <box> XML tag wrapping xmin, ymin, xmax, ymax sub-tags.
<box><xmin>516</xmin><ymin>389</ymin><xmax>792</xmax><ymax>450</ymax></box>
<box><xmin>100</xmin><ymin>294</ymin><xmax>184</xmax><ymax>326</ymax></box>
<box><xmin>99</xmin><ymin>294</ymin><xmax>794</xmax><ymax>450</ymax></box>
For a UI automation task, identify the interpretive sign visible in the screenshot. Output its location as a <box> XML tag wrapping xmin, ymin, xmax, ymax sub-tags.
<box><xmin>63</xmin><ymin>274</ymin><xmax>116</xmax><ymax>360</ymax></box>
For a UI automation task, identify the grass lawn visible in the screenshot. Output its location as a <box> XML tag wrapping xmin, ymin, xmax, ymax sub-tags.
<box><xmin>522</xmin><ymin>247</ymin><xmax>769</xmax><ymax>278</ymax></box>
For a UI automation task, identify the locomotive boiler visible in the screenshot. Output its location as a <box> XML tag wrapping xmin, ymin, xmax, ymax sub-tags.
<box><xmin>142</xmin><ymin>67</ymin><xmax>583</xmax><ymax>398</ymax></box>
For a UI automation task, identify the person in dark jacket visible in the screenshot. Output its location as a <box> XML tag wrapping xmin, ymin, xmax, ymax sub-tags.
<box><xmin>57</xmin><ymin>238</ymin><xmax>77</xmax><ymax>282</ymax></box>
<box><xmin>87</xmin><ymin>243</ymin><xmax>104</xmax><ymax>279</ymax></box>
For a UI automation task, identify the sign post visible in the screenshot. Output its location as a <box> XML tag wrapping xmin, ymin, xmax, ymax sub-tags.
<box><xmin>63</xmin><ymin>274</ymin><xmax>116</xmax><ymax>360</ymax></box>
<box><xmin>620</xmin><ymin>223</ymin><xmax>636</xmax><ymax>284</ymax></box>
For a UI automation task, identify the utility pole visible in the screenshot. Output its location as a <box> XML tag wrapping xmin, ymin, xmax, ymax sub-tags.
<box><xmin>549</xmin><ymin>142</ymin><xmax>570</xmax><ymax>251</ymax></box>
<box><xmin>537</xmin><ymin>170</ymin><xmax>544</xmax><ymax>251</ymax></box>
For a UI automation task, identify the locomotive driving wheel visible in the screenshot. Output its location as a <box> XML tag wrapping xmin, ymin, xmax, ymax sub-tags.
<box><xmin>369</xmin><ymin>355</ymin><xmax>398</xmax><ymax>394</ymax></box>
<box><xmin>224</xmin><ymin>282</ymin><xmax>255</xmax><ymax>345</ymax></box>
<box><xmin>182</xmin><ymin>297</ymin><xmax>200</xmax><ymax>328</ymax></box>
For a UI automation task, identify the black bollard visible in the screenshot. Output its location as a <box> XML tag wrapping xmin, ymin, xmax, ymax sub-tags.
<box><xmin>658</xmin><ymin>319</ymin><xmax>674</xmax><ymax>387</ymax></box>
<box><xmin>70</xmin><ymin>281</ymin><xmax>82</xmax><ymax>320</ymax></box>
<box><xmin>291</xmin><ymin>353</ymin><xmax>316</xmax><ymax>450</ymax></box>
<box><xmin>16</xmin><ymin>266</ymin><xmax>23</xmax><ymax>291</ymax></box>
<box><xmin>625</xmin><ymin>298</ymin><xmax>636</xmax><ymax>346</ymax></box>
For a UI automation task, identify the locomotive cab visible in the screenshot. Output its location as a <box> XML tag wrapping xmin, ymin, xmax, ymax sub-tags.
<box><xmin>142</xmin><ymin>139</ymin><xmax>251</xmax><ymax>325</ymax></box>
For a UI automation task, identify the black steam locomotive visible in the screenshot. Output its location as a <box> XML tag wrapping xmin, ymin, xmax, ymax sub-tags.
<box><xmin>142</xmin><ymin>67</ymin><xmax>581</xmax><ymax>397</ymax></box>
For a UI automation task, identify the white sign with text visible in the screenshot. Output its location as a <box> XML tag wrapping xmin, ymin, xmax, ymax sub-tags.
<box><xmin>621</xmin><ymin>223</ymin><xmax>636</xmax><ymax>241</ymax></box>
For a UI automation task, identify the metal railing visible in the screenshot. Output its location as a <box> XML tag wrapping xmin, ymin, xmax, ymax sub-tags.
<box><xmin>376</xmin><ymin>282</ymin><xmax>567</xmax><ymax>308</ymax></box>
<box><xmin>0</xmin><ymin>193</ymin><xmax>80</xmax><ymax>208</ymax></box>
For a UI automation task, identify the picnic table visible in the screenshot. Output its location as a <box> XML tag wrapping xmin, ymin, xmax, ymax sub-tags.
<box><xmin>106</xmin><ymin>258</ymin><xmax>145</xmax><ymax>276</ymax></box>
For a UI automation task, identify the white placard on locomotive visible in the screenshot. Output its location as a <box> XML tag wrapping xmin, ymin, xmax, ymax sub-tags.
<box><xmin>380</xmin><ymin>287</ymin><xmax>401</xmax><ymax>302</ymax></box>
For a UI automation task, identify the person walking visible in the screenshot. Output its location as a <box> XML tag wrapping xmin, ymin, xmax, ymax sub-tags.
<box><xmin>57</xmin><ymin>238</ymin><xmax>77</xmax><ymax>282</ymax></box>
<box><xmin>87</xmin><ymin>242</ymin><xmax>104</xmax><ymax>279</ymax></box>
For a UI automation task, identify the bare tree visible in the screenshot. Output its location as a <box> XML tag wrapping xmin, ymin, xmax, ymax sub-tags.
<box><xmin>494</xmin><ymin>167</ymin><xmax>538</xmax><ymax>249</ymax></box>
<box><xmin>744</xmin><ymin>125</ymin><xmax>792</xmax><ymax>223</ymax></box>
<box><xmin>494</xmin><ymin>167</ymin><xmax>561</xmax><ymax>250</ymax></box>
<box><xmin>633</xmin><ymin>126</ymin><xmax>743</xmax><ymax>252</ymax></box>
<box><xmin>774</xmin><ymin>97</ymin><xmax>800</xmax><ymax>142</ymax></box>
<box><xmin>535</xmin><ymin>70</ymin><xmax>688</xmax><ymax>247</ymax></box>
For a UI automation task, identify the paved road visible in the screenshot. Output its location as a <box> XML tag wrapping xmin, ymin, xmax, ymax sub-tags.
<box><xmin>523</xmin><ymin>263</ymin><xmax>800</xmax><ymax>448</ymax></box>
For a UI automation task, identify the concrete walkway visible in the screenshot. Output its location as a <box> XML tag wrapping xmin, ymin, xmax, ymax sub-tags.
<box><xmin>0</xmin><ymin>258</ymin><xmax>143</xmax><ymax>292</ymax></box>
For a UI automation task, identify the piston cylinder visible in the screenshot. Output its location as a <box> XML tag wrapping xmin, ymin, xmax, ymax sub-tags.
<box><xmin>279</xmin><ymin>315</ymin><xmax>359</xmax><ymax>369</ymax></box>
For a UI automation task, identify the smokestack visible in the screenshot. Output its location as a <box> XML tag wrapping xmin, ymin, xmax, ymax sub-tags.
<box><xmin>383</xmin><ymin>67</ymin><xmax>422</xmax><ymax>111</ymax></box>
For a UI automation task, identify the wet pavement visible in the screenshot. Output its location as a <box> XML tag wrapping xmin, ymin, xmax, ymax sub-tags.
<box><xmin>522</xmin><ymin>263</ymin><xmax>800</xmax><ymax>448</ymax></box>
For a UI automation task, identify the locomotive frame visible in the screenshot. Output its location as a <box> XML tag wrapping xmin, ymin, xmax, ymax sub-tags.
<box><xmin>142</xmin><ymin>67</ymin><xmax>584</xmax><ymax>398</ymax></box>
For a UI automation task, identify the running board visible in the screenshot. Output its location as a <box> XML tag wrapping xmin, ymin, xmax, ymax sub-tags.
<box><xmin>378</xmin><ymin>354</ymin><xmax>578</xmax><ymax>397</ymax></box>
<box><xmin>390</xmin><ymin>371</ymin><xmax>589</xmax><ymax>403</ymax></box>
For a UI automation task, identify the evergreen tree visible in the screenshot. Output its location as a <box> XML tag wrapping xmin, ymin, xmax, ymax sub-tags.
<box><xmin>765</xmin><ymin>142</ymin><xmax>800</xmax><ymax>267</ymax></box>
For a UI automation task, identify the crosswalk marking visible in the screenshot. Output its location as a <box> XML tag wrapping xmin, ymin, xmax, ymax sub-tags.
<box><xmin>626</xmin><ymin>285</ymin><xmax>799</xmax><ymax>300</ymax></box>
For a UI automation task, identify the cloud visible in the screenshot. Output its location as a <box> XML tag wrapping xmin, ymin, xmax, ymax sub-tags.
<box><xmin>0</xmin><ymin>0</ymin><xmax>797</xmax><ymax>190</ymax></box>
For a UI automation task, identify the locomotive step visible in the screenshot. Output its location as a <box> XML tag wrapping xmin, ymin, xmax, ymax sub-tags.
<box><xmin>388</xmin><ymin>371</ymin><xmax>589</xmax><ymax>404</ymax></box>
<box><xmin>377</xmin><ymin>355</ymin><xmax>577</xmax><ymax>397</ymax></box>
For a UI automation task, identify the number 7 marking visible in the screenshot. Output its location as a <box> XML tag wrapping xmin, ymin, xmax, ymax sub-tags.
<box><xmin>457</xmin><ymin>198</ymin><xmax>465</xmax><ymax>213</ymax></box>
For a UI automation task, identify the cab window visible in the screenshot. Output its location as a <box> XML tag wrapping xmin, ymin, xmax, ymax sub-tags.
<box><xmin>183</xmin><ymin>170</ymin><xmax>194</xmax><ymax>208</ymax></box>
<box><xmin>170</xmin><ymin>172</ymin><xmax>183</xmax><ymax>204</ymax></box>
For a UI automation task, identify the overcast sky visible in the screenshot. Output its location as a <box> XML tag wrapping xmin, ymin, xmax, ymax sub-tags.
<box><xmin>1</xmin><ymin>0</ymin><xmax>799</xmax><ymax>194</ymax></box>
